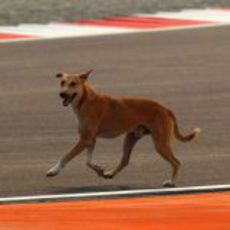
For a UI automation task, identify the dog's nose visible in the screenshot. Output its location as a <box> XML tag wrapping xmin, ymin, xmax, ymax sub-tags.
<box><xmin>59</xmin><ymin>92</ymin><xmax>67</xmax><ymax>99</ymax></box>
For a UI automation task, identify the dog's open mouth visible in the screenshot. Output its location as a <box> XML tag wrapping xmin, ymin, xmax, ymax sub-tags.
<box><xmin>62</xmin><ymin>93</ymin><xmax>77</xmax><ymax>106</ymax></box>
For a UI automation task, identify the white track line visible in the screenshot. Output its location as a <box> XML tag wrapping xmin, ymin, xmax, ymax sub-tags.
<box><xmin>0</xmin><ymin>184</ymin><xmax>230</xmax><ymax>204</ymax></box>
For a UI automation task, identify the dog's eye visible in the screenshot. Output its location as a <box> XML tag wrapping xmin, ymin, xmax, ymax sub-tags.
<box><xmin>69</xmin><ymin>82</ymin><xmax>77</xmax><ymax>88</ymax></box>
<box><xmin>61</xmin><ymin>81</ymin><xmax>65</xmax><ymax>87</ymax></box>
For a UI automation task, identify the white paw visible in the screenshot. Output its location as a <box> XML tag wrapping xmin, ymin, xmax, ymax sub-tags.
<box><xmin>103</xmin><ymin>171</ymin><xmax>114</xmax><ymax>179</ymax></box>
<box><xmin>162</xmin><ymin>180</ymin><xmax>175</xmax><ymax>188</ymax></box>
<box><xmin>46</xmin><ymin>163</ymin><xmax>62</xmax><ymax>177</ymax></box>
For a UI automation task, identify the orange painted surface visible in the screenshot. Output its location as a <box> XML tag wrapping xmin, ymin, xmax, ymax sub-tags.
<box><xmin>0</xmin><ymin>192</ymin><xmax>229</xmax><ymax>230</ymax></box>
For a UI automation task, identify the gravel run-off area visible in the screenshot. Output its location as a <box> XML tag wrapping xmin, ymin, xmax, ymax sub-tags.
<box><xmin>0</xmin><ymin>0</ymin><xmax>230</xmax><ymax>25</ymax></box>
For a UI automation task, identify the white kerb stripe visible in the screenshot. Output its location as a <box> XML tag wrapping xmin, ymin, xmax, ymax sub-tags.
<box><xmin>0</xmin><ymin>184</ymin><xmax>230</xmax><ymax>204</ymax></box>
<box><xmin>0</xmin><ymin>24</ymin><xmax>137</xmax><ymax>38</ymax></box>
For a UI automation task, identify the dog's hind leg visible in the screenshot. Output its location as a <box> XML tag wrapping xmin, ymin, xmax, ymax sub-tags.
<box><xmin>103</xmin><ymin>126</ymin><xmax>148</xmax><ymax>179</ymax></box>
<box><xmin>151</xmin><ymin>123</ymin><xmax>181</xmax><ymax>187</ymax></box>
<box><xmin>86</xmin><ymin>140</ymin><xmax>105</xmax><ymax>177</ymax></box>
<box><xmin>155</xmin><ymin>141</ymin><xmax>181</xmax><ymax>187</ymax></box>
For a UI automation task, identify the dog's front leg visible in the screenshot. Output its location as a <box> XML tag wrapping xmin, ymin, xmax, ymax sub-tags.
<box><xmin>46</xmin><ymin>138</ymin><xmax>93</xmax><ymax>177</ymax></box>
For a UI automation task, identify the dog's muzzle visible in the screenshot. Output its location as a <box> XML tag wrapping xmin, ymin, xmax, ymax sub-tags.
<box><xmin>59</xmin><ymin>92</ymin><xmax>77</xmax><ymax>106</ymax></box>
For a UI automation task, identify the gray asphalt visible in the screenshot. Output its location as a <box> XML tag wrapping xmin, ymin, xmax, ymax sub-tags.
<box><xmin>0</xmin><ymin>26</ymin><xmax>229</xmax><ymax>197</ymax></box>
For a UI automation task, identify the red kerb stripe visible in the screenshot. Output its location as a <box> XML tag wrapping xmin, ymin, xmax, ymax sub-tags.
<box><xmin>71</xmin><ymin>16</ymin><xmax>215</xmax><ymax>29</ymax></box>
<box><xmin>0</xmin><ymin>33</ymin><xmax>38</xmax><ymax>40</ymax></box>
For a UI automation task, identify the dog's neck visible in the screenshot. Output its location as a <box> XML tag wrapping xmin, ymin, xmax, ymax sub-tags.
<box><xmin>77</xmin><ymin>84</ymin><xmax>87</xmax><ymax>110</ymax></box>
<box><xmin>71</xmin><ymin>82</ymin><xmax>98</xmax><ymax>114</ymax></box>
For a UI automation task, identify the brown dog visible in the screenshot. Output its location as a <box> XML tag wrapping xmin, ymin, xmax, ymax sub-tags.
<box><xmin>46</xmin><ymin>70</ymin><xmax>201</xmax><ymax>187</ymax></box>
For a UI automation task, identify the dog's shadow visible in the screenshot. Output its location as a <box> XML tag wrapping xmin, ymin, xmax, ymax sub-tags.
<box><xmin>50</xmin><ymin>185</ymin><xmax>152</xmax><ymax>195</ymax></box>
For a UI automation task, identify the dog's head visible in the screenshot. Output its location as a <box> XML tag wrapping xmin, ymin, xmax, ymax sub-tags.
<box><xmin>56</xmin><ymin>69</ymin><xmax>92</xmax><ymax>106</ymax></box>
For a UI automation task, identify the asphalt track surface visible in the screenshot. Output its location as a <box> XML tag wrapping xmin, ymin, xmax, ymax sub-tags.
<box><xmin>0</xmin><ymin>25</ymin><xmax>229</xmax><ymax>197</ymax></box>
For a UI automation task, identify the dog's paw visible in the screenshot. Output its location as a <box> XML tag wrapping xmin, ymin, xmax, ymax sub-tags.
<box><xmin>162</xmin><ymin>180</ymin><xmax>175</xmax><ymax>188</ymax></box>
<box><xmin>46</xmin><ymin>170</ymin><xmax>57</xmax><ymax>177</ymax></box>
<box><xmin>46</xmin><ymin>163</ymin><xmax>62</xmax><ymax>177</ymax></box>
<box><xmin>95</xmin><ymin>166</ymin><xmax>105</xmax><ymax>177</ymax></box>
<box><xmin>46</xmin><ymin>168</ymin><xmax>58</xmax><ymax>177</ymax></box>
<box><xmin>103</xmin><ymin>171</ymin><xmax>114</xmax><ymax>179</ymax></box>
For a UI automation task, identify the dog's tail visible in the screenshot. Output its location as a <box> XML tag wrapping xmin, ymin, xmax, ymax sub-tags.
<box><xmin>168</xmin><ymin>110</ymin><xmax>201</xmax><ymax>142</ymax></box>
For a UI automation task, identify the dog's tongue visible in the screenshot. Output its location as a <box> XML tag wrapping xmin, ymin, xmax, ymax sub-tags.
<box><xmin>63</xmin><ymin>98</ymin><xmax>69</xmax><ymax>106</ymax></box>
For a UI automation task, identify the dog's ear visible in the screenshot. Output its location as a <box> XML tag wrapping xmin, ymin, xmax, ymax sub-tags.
<box><xmin>80</xmin><ymin>69</ymin><xmax>93</xmax><ymax>81</ymax></box>
<box><xmin>56</xmin><ymin>73</ymin><xmax>64</xmax><ymax>78</ymax></box>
